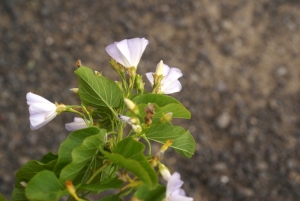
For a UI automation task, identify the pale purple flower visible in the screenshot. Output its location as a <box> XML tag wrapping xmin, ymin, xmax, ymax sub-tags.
<box><xmin>65</xmin><ymin>117</ymin><xmax>89</xmax><ymax>132</ymax></box>
<box><xmin>166</xmin><ymin>172</ymin><xmax>193</xmax><ymax>201</ymax></box>
<box><xmin>146</xmin><ymin>61</ymin><xmax>183</xmax><ymax>94</ymax></box>
<box><xmin>26</xmin><ymin>92</ymin><xmax>58</xmax><ymax>130</ymax></box>
<box><xmin>106</xmin><ymin>38</ymin><xmax>148</xmax><ymax>68</ymax></box>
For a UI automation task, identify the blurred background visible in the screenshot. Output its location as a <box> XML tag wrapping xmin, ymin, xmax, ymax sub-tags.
<box><xmin>1</xmin><ymin>0</ymin><xmax>300</xmax><ymax>200</ymax></box>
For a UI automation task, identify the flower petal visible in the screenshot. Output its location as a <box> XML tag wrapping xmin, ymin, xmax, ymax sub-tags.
<box><xmin>106</xmin><ymin>43</ymin><xmax>129</xmax><ymax>67</ymax></box>
<box><xmin>115</xmin><ymin>39</ymin><xmax>132</xmax><ymax>67</ymax></box>
<box><xmin>106</xmin><ymin>38</ymin><xmax>148</xmax><ymax>68</ymax></box>
<box><xmin>161</xmin><ymin>64</ymin><xmax>171</xmax><ymax>77</ymax></box>
<box><xmin>65</xmin><ymin>117</ymin><xmax>88</xmax><ymax>132</ymax></box>
<box><xmin>166</xmin><ymin>172</ymin><xmax>194</xmax><ymax>201</ymax></box>
<box><xmin>162</xmin><ymin>67</ymin><xmax>183</xmax><ymax>90</ymax></box>
<box><xmin>26</xmin><ymin>92</ymin><xmax>53</xmax><ymax>105</ymax></box>
<box><xmin>166</xmin><ymin>172</ymin><xmax>184</xmax><ymax>196</ymax></box>
<box><xmin>73</xmin><ymin>117</ymin><xmax>85</xmax><ymax>122</ymax></box>
<box><xmin>127</xmin><ymin>38</ymin><xmax>148</xmax><ymax>67</ymax></box>
<box><xmin>29</xmin><ymin>103</ymin><xmax>57</xmax><ymax>114</ymax></box>
<box><xmin>30</xmin><ymin>111</ymin><xmax>57</xmax><ymax>130</ymax></box>
<box><xmin>161</xmin><ymin>80</ymin><xmax>182</xmax><ymax>94</ymax></box>
<box><xmin>26</xmin><ymin>92</ymin><xmax>58</xmax><ymax>130</ymax></box>
<box><xmin>145</xmin><ymin>72</ymin><xmax>154</xmax><ymax>85</ymax></box>
<box><xmin>168</xmin><ymin>195</ymin><xmax>193</xmax><ymax>201</ymax></box>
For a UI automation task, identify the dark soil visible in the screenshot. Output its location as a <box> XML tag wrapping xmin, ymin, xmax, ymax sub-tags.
<box><xmin>1</xmin><ymin>0</ymin><xmax>300</xmax><ymax>200</ymax></box>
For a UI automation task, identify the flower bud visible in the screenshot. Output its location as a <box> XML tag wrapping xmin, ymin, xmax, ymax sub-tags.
<box><xmin>135</xmin><ymin>74</ymin><xmax>145</xmax><ymax>91</ymax></box>
<box><xmin>20</xmin><ymin>181</ymin><xmax>27</xmax><ymax>187</ymax></box>
<box><xmin>116</xmin><ymin>171</ymin><xmax>130</xmax><ymax>182</ymax></box>
<box><xmin>160</xmin><ymin>112</ymin><xmax>173</xmax><ymax>123</ymax></box>
<box><xmin>109</xmin><ymin>59</ymin><xmax>125</xmax><ymax>74</ymax></box>
<box><xmin>94</xmin><ymin>71</ymin><xmax>102</xmax><ymax>76</ymax></box>
<box><xmin>144</xmin><ymin>103</ymin><xmax>155</xmax><ymax>126</ymax></box>
<box><xmin>76</xmin><ymin>60</ymin><xmax>82</xmax><ymax>68</ymax></box>
<box><xmin>158</xmin><ymin>163</ymin><xmax>171</xmax><ymax>181</ymax></box>
<box><xmin>155</xmin><ymin>60</ymin><xmax>164</xmax><ymax>76</ymax></box>
<box><xmin>118</xmin><ymin>114</ymin><xmax>140</xmax><ymax>125</ymax></box>
<box><xmin>160</xmin><ymin>139</ymin><xmax>172</xmax><ymax>153</ymax></box>
<box><xmin>154</xmin><ymin>140</ymin><xmax>173</xmax><ymax>161</ymax></box>
<box><xmin>124</xmin><ymin>98</ymin><xmax>139</xmax><ymax>115</ymax></box>
<box><xmin>70</xmin><ymin>88</ymin><xmax>79</xmax><ymax>94</ymax></box>
<box><xmin>131</xmin><ymin>124</ymin><xmax>142</xmax><ymax>133</ymax></box>
<box><xmin>66</xmin><ymin>180</ymin><xmax>84</xmax><ymax>201</ymax></box>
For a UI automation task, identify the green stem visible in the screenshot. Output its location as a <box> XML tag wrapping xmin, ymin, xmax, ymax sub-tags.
<box><xmin>127</xmin><ymin>75</ymin><xmax>136</xmax><ymax>97</ymax></box>
<box><xmin>81</xmin><ymin>104</ymin><xmax>93</xmax><ymax>125</ymax></box>
<box><xmin>67</xmin><ymin>108</ymin><xmax>88</xmax><ymax>122</ymax></box>
<box><xmin>86</xmin><ymin>162</ymin><xmax>109</xmax><ymax>184</ymax></box>
<box><xmin>141</xmin><ymin>135</ymin><xmax>152</xmax><ymax>156</ymax></box>
<box><xmin>117</xmin><ymin>123</ymin><xmax>125</xmax><ymax>142</ymax></box>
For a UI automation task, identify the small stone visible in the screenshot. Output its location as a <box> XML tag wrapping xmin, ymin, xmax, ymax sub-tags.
<box><xmin>216</xmin><ymin>112</ymin><xmax>231</xmax><ymax>129</ymax></box>
<box><xmin>45</xmin><ymin>37</ymin><xmax>54</xmax><ymax>46</ymax></box>
<box><xmin>221</xmin><ymin>175</ymin><xmax>229</xmax><ymax>184</ymax></box>
<box><xmin>276</xmin><ymin>66</ymin><xmax>287</xmax><ymax>77</ymax></box>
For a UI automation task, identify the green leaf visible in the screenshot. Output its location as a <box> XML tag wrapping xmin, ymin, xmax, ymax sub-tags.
<box><xmin>54</xmin><ymin>127</ymin><xmax>102</xmax><ymax>175</ymax></box>
<box><xmin>100</xmin><ymin>164</ymin><xmax>116</xmax><ymax>181</ymax></box>
<box><xmin>12</xmin><ymin>154</ymin><xmax>59</xmax><ymax>201</ymax></box>
<box><xmin>75</xmin><ymin>66</ymin><xmax>122</xmax><ymax>109</ymax></box>
<box><xmin>25</xmin><ymin>170</ymin><xmax>67</xmax><ymax>201</ymax></box>
<box><xmin>155</xmin><ymin>103</ymin><xmax>191</xmax><ymax>119</ymax></box>
<box><xmin>133</xmin><ymin>94</ymin><xmax>181</xmax><ymax>106</ymax></box>
<box><xmin>81</xmin><ymin>177</ymin><xmax>122</xmax><ymax>192</ymax></box>
<box><xmin>133</xmin><ymin>94</ymin><xmax>191</xmax><ymax>119</ymax></box>
<box><xmin>11</xmin><ymin>188</ymin><xmax>27</xmax><ymax>201</ymax></box>
<box><xmin>0</xmin><ymin>193</ymin><xmax>8</xmax><ymax>201</ymax></box>
<box><xmin>99</xmin><ymin>195</ymin><xmax>122</xmax><ymax>201</ymax></box>
<box><xmin>135</xmin><ymin>103</ymin><xmax>191</xmax><ymax>119</ymax></box>
<box><xmin>100</xmin><ymin>137</ymin><xmax>158</xmax><ymax>189</ymax></box>
<box><xmin>59</xmin><ymin>128</ymin><xmax>106</xmax><ymax>183</ymax></box>
<box><xmin>134</xmin><ymin>184</ymin><xmax>166</xmax><ymax>201</ymax></box>
<box><xmin>145</xmin><ymin>124</ymin><xmax>195</xmax><ymax>158</ymax></box>
<box><xmin>14</xmin><ymin>160</ymin><xmax>53</xmax><ymax>188</ymax></box>
<box><xmin>40</xmin><ymin>152</ymin><xmax>58</xmax><ymax>164</ymax></box>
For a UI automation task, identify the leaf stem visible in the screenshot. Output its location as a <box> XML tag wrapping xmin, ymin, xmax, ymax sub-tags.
<box><xmin>141</xmin><ymin>135</ymin><xmax>152</xmax><ymax>156</ymax></box>
<box><xmin>86</xmin><ymin>161</ymin><xmax>109</xmax><ymax>184</ymax></box>
<box><xmin>117</xmin><ymin>123</ymin><xmax>125</xmax><ymax>142</ymax></box>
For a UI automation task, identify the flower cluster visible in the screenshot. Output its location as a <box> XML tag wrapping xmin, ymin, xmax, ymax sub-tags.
<box><xmin>27</xmin><ymin>38</ymin><xmax>183</xmax><ymax>131</ymax></box>
<box><xmin>24</xmin><ymin>38</ymin><xmax>193</xmax><ymax>201</ymax></box>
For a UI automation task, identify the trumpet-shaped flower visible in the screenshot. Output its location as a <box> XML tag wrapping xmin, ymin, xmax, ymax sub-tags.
<box><xmin>65</xmin><ymin>117</ymin><xmax>88</xmax><ymax>132</ymax></box>
<box><xmin>26</xmin><ymin>92</ymin><xmax>58</xmax><ymax>130</ymax></box>
<box><xmin>166</xmin><ymin>172</ymin><xmax>193</xmax><ymax>201</ymax></box>
<box><xmin>106</xmin><ymin>38</ymin><xmax>148</xmax><ymax>68</ymax></box>
<box><xmin>146</xmin><ymin>61</ymin><xmax>183</xmax><ymax>94</ymax></box>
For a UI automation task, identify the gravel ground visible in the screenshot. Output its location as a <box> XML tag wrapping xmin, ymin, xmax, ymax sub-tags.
<box><xmin>1</xmin><ymin>0</ymin><xmax>300</xmax><ymax>200</ymax></box>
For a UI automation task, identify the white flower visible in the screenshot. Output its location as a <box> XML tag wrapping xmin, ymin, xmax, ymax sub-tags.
<box><xmin>26</xmin><ymin>92</ymin><xmax>58</xmax><ymax>130</ymax></box>
<box><xmin>106</xmin><ymin>38</ymin><xmax>148</xmax><ymax>68</ymax></box>
<box><xmin>166</xmin><ymin>172</ymin><xmax>193</xmax><ymax>201</ymax></box>
<box><xmin>118</xmin><ymin>114</ymin><xmax>141</xmax><ymax>132</ymax></box>
<box><xmin>65</xmin><ymin>117</ymin><xmax>88</xmax><ymax>132</ymax></box>
<box><xmin>146</xmin><ymin>61</ymin><xmax>183</xmax><ymax>94</ymax></box>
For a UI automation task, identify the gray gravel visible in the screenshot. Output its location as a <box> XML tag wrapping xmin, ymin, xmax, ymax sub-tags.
<box><xmin>1</xmin><ymin>1</ymin><xmax>300</xmax><ymax>200</ymax></box>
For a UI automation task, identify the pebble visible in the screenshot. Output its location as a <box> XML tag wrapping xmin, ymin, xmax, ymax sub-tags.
<box><xmin>216</xmin><ymin>112</ymin><xmax>231</xmax><ymax>129</ymax></box>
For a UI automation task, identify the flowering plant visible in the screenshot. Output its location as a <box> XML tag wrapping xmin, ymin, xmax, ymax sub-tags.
<box><xmin>12</xmin><ymin>38</ymin><xmax>195</xmax><ymax>201</ymax></box>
